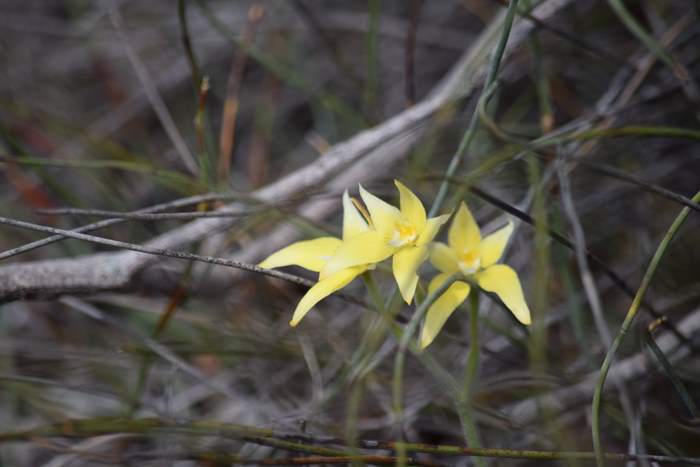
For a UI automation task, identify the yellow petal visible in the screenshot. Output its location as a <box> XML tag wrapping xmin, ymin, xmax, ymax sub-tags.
<box><xmin>480</xmin><ymin>222</ymin><xmax>513</xmax><ymax>267</ymax></box>
<box><xmin>394</xmin><ymin>180</ymin><xmax>426</xmax><ymax>232</ymax></box>
<box><xmin>449</xmin><ymin>202</ymin><xmax>481</xmax><ymax>251</ymax></box>
<box><xmin>290</xmin><ymin>266</ymin><xmax>365</xmax><ymax>326</ymax></box>
<box><xmin>392</xmin><ymin>245</ymin><xmax>429</xmax><ymax>304</ymax></box>
<box><xmin>320</xmin><ymin>230</ymin><xmax>395</xmax><ymax>279</ymax></box>
<box><xmin>427</xmin><ymin>271</ymin><xmax>454</xmax><ymax>295</ymax></box>
<box><xmin>342</xmin><ymin>190</ymin><xmax>369</xmax><ymax>240</ymax></box>
<box><xmin>417</xmin><ymin>214</ymin><xmax>450</xmax><ymax>246</ymax></box>
<box><xmin>359</xmin><ymin>184</ymin><xmax>401</xmax><ymax>235</ymax></box>
<box><xmin>419</xmin><ymin>273</ymin><xmax>470</xmax><ymax>348</ymax></box>
<box><xmin>475</xmin><ymin>264</ymin><xmax>531</xmax><ymax>325</ymax></box>
<box><xmin>259</xmin><ymin>237</ymin><xmax>342</xmax><ymax>272</ymax></box>
<box><xmin>430</xmin><ymin>242</ymin><xmax>460</xmax><ymax>273</ymax></box>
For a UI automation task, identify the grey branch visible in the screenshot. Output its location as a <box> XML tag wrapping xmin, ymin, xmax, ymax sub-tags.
<box><xmin>0</xmin><ymin>0</ymin><xmax>574</xmax><ymax>302</ymax></box>
<box><xmin>503</xmin><ymin>305</ymin><xmax>700</xmax><ymax>426</ymax></box>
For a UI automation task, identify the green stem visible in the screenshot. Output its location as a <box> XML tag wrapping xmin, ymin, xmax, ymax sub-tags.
<box><xmin>458</xmin><ymin>292</ymin><xmax>485</xmax><ymax>467</ymax></box>
<box><xmin>464</xmin><ymin>287</ymin><xmax>481</xmax><ymax>398</ymax></box>
<box><xmin>363</xmin><ymin>272</ymin><xmax>387</xmax><ymax>314</ymax></box>
<box><xmin>605</xmin><ymin>0</ymin><xmax>683</xmax><ymax>79</ymax></box>
<box><xmin>345</xmin><ymin>380</ymin><xmax>366</xmax><ymax>467</ymax></box>
<box><xmin>644</xmin><ymin>327</ymin><xmax>699</xmax><ymax>419</ymax></box>
<box><xmin>592</xmin><ymin>189</ymin><xmax>700</xmax><ymax>466</ymax></box>
<box><xmin>177</xmin><ymin>0</ymin><xmax>203</xmax><ymax>92</ymax></box>
<box><xmin>349</xmin><ymin>273</ymin><xmax>393</xmax><ymax>381</ymax></box>
<box><xmin>392</xmin><ymin>274</ymin><xmax>459</xmax><ymax>432</ymax></box>
<box><xmin>428</xmin><ymin>0</ymin><xmax>520</xmax><ymax>218</ymax></box>
<box><xmin>4</xmin><ymin>417</ymin><xmax>700</xmax><ymax>464</ymax></box>
<box><xmin>356</xmin><ymin>273</ymin><xmax>459</xmax><ymax>397</ymax></box>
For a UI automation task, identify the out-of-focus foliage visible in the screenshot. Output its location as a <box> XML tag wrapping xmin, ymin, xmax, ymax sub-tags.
<box><xmin>0</xmin><ymin>0</ymin><xmax>699</xmax><ymax>465</ymax></box>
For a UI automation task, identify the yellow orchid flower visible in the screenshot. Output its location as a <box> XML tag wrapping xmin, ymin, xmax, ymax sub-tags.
<box><xmin>259</xmin><ymin>191</ymin><xmax>372</xmax><ymax>326</ymax></box>
<box><xmin>419</xmin><ymin>201</ymin><xmax>531</xmax><ymax>348</ymax></box>
<box><xmin>320</xmin><ymin>181</ymin><xmax>450</xmax><ymax>304</ymax></box>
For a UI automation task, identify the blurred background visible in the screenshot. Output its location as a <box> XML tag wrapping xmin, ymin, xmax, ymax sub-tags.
<box><xmin>0</xmin><ymin>0</ymin><xmax>699</xmax><ymax>465</ymax></box>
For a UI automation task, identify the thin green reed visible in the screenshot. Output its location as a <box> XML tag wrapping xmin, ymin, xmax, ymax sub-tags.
<box><xmin>526</xmin><ymin>153</ymin><xmax>552</xmax><ymax>427</ymax></box>
<box><xmin>605</xmin><ymin>0</ymin><xmax>685</xmax><ymax>79</ymax></box>
<box><xmin>457</xmin><ymin>292</ymin><xmax>485</xmax><ymax>467</ymax></box>
<box><xmin>392</xmin><ymin>274</ymin><xmax>459</xmax><ymax>425</ymax></box>
<box><xmin>592</xmin><ymin>189</ymin><xmax>700</xmax><ymax>466</ymax></box>
<box><xmin>428</xmin><ymin>0</ymin><xmax>521</xmax><ymax>218</ymax></box>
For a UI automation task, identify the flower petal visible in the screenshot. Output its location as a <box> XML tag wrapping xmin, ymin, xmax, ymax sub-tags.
<box><xmin>395</xmin><ymin>180</ymin><xmax>426</xmax><ymax>232</ymax></box>
<box><xmin>320</xmin><ymin>230</ymin><xmax>395</xmax><ymax>280</ymax></box>
<box><xmin>419</xmin><ymin>274</ymin><xmax>470</xmax><ymax>348</ymax></box>
<box><xmin>392</xmin><ymin>245</ymin><xmax>429</xmax><ymax>304</ymax></box>
<box><xmin>259</xmin><ymin>237</ymin><xmax>342</xmax><ymax>272</ymax></box>
<box><xmin>342</xmin><ymin>190</ymin><xmax>369</xmax><ymax>240</ymax></box>
<box><xmin>290</xmin><ymin>266</ymin><xmax>365</xmax><ymax>326</ymax></box>
<box><xmin>480</xmin><ymin>222</ymin><xmax>513</xmax><ymax>267</ymax></box>
<box><xmin>418</xmin><ymin>214</ymin><xmax>450</xmax><ymax>246</ymax></box>
<box><xmin>475</xmin><ymin>264</ymin><xmax>531</xmax><ymax>325</ymax></box>
<box><xmin>427</xmin><ymin>271</ymin><xmax>454</xmax><ymax>295</ymax></box>
<box><xmin>430</xmin><ymin>242</ymin><xmax>460</xmax><ymax>273</ymax></box>
<box><xmin>359</xmin><ymin>184</ymin><xmax>401</xmax><ymax>235</ymax></box>
<box><xmin>449</xmin><ymin>202</ymin><xmax>481</xmax><ymax>251</ymax></box>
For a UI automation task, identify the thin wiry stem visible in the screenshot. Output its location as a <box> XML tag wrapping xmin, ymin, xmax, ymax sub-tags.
<box><xmin>178</xmin><ymin>0</ymin><xmax>203</xmax><ymax>90</ymax></box>
<box><xmin>0</xmin><ymin>215</ymin><xmax>329</xmax><ymax>298</ymax></box>
<box><xmin>578</xmin><ymin>161</ymin><xmax>700</xmax><ymax>215</ymax></box>
<box><xmin>438</xmin><ymin>179</ymin><xmax>699</xmax><ymax>354</ymax></box>
<box><xmin>592</xmin><ymin>189</ymin><xmax>700</xmax><ymax>467</ymax></box>
<box><xmin>557</xmin><ymin>156</ymin><xmax>639</xmax><ymax>457</ymax></box>
<box><xmin>458</xmin><ymin>292</ymin><xmax>484</xmax><ymax>467</ymax></box>
<box><xmin>606</xmin><ymin>0</ymin><xmax>686</xmax><ymax>79</ymax></box>
<box><xmin>477</xmin><ymin>87</ymin><xmax>700</xmax><ymax>215</ymax></box>
<box><xmin>35</xmin><ymin>208</ymin><xmax>257</xmax><ymax>221</ymax></box>
<box><xmin>195</xmin><ymin>0</ymin><xmax>366</xmax><ymax>128</ymax></box>
<box><xmin>428</xmin><ymin>0</ymin><xmax>520</xmax><ymax>217</ymax></box>
<box><xmin>109</xmin><ymin>4</ymin><xmax>199</xmax><ymax>175</ymax></box>
<box><xmin>2</xmin><ymin>417</ymin><xmax>700</xmax><ymax>464</ymax></box>
<box><xmin>473</xmin><ymin>76</ymin><xmax>700</xmax><ymax>215</ymax></box>
<box><xmin>59</xmin><ymin>296</ymin><xmax>238</xmax><ymax>400</ymax></box>
<box><xmin>392</xmin><ymin>274</ymin><xmax>459</xmax><ymax>447</ymax></box>
<box><xmin>469</xmin><ymin>76</ymin><xmax>700</xmax><ymax>359</ymax></box>
<box><xmin>490</xmin><ymin>0</ymin><xmax>632</xmax><ymax>69</ymax></box>
<box><xmin>0</xmin><ymin>193</ymin><xmax>236</xmax><ymax>261</ymax></box>
<box><xmin>644</xmin><ymin>324</ymin><xmax>700</xmax><ymax>419</ymax></box>
<box><xmin>0</xmin><ymin>373</ymin><xmax>120</xmax><ymax>403</ymax></box>
<box><xmin>126</xmin><ymin>256</ymin><xmax>199</xmax><ymax>416</ymax></box>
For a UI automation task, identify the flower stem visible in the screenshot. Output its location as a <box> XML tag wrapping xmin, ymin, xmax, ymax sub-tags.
<box><xmin>392</xmin><ymin>273</ymin><xmax>460</xmax><ymax>464</ymax></box>
<box><xmin>457</xmin><ymin>292</ymin><xmax>485</xmax><ymax>467</ymax></box>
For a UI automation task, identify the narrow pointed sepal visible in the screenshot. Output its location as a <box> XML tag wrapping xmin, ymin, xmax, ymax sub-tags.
<box><xmin>259</xmin><ymin>237</ymin><xmax>342</xmax><ymax>272</ymax></box>
<box><xmin>290</xmin><ymin>266</ymin><xmax>366</xmax><ymax>326</ymax></box>
<box><xmin>392</xmin><ymin>245</ymin><xmax>429</xmax><ymax>304</ymax></box>
<box><xmin>475</xmin><ymin>264</ymin><xmax>531</xmax><ymax>325</ymax></box>
<box><xmin>419</xmin><ymin>273</ymin><xmax>471</xmax><ymax>348</ymax></box>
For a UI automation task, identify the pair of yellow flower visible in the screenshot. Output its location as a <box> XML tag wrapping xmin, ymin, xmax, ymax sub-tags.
<box><xmin>259</xmin><ymin>181</ymin><xmax>531</xmax><ymax>348</ymax></box>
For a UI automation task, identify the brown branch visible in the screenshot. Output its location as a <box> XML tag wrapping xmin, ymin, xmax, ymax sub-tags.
<box><xmin>218</xmin><ymin>3</ymin><xmax>265</xmax><ymax>184</ymax></box>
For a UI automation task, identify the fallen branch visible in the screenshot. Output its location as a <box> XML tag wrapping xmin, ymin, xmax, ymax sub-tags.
<box><xmin>0</xmin><ymin>0</ymin><xmax>575</xmax><ymax>302</ymax></box>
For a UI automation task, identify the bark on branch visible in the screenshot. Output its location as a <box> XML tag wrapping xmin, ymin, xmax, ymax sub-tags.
<box><xmin>0</xmin><ymin>1</ymin><xmax>573</xmax><ymax>302</ymax></box>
